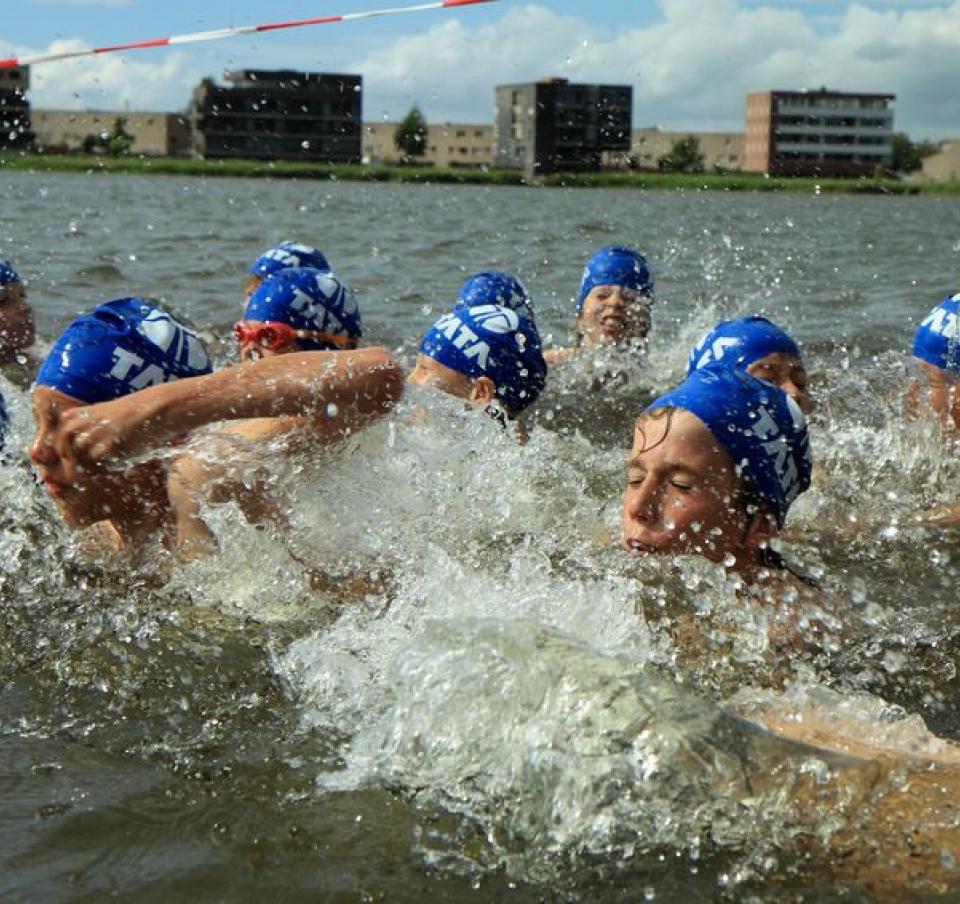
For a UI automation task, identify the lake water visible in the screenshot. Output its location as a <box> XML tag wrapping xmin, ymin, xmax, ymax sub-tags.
<box><xmin>3</xmin><ymin>171</ymin><xmax>960</xmax><ymax>901</ymax></box>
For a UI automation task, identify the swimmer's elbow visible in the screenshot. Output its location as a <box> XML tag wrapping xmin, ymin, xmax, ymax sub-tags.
<box><xmin>359</xmin><ymin>347</ymin><xmax>405</xmax><ymax>409</ymax></box>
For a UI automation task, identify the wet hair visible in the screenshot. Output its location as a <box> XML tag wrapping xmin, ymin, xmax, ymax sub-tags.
<box><xmin>243</xmin><ymin>273</ymin><xmax>263</xmax><ymax>300</ymax></box>
<box><xmin>632</xmin><ymin>406</ymin><xmax>676</xmax><ymax>454</ymax></box>
<box><xmin>0</xmin><ymin>282</ymin><xmax>25</xmax><ymax>304</ymax></box>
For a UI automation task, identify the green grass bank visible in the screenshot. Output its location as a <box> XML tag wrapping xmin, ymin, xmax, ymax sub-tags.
<box><xmin>2</xmin><ymin>152</ymin><xmax>956</xmax><ymax>193</ymax></box>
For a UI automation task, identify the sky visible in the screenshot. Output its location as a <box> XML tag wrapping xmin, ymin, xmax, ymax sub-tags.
<box><xmin>2</xmin><ymin>0</ymin><xmax>958</xmax><ymax>139</ymax></box>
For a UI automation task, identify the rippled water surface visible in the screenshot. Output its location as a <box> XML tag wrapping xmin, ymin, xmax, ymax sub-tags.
<box><xmin>3</xmin><ymin>171</ymin><xmax>960</xmax><ymax>901</ymax></box>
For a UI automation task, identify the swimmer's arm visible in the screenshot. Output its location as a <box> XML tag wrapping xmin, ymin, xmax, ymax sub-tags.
<box><xmin>54</xmin><ymin>347</ymin><xmax>404</xmax><ymax>466</ymax></box>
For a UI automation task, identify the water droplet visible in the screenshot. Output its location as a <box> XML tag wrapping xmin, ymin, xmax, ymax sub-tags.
<box><xmin>850</xmin><ymin>577</ymin><xmax>867</xmax><ymax>605</ymax></box>
<box><xmin>882</xmin><ymin>650</ymin><xmax>905</xmax><ymax>674</ymax></box>
<box><xmin>326</xmin><ymin>403</ymin><xmax>339</xmax><ymax>418</ymax></box>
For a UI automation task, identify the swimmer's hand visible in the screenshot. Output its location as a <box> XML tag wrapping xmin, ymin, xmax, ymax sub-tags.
<box><xmin>54</xmin><ymin>391</ymin><xmax>171</xmax><ymax>478</ymax></box>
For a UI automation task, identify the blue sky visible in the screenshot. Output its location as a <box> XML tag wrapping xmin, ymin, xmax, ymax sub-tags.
<box><xmin>4</xmin><ymin>0</ymin><xmax>958</xmax><ymax>138</ymax></box>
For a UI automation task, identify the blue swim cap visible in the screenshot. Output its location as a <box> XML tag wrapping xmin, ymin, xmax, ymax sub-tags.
<box><xmin>419</xmin><ymin>304</ymin><xmax>547</xmax><ymax>414</ymax></box>
<box><xmin>686</xmin><ymin>316</ymin><xmax>801</xmax><ymax>375</ymax></box>
<box><xmin>914</xmin><ymin>293</ymin><xmax>960</xmax><ymax>375</ymax></box>
<box><xmin>35</xmin><ymin>298</ymin><xmax>213</xmax><ymax>404</ymax></box>
<box><xmin>457</xmin><ymin>271</ymin><xmax>534</xmax><ymax>321</ymax></box>
<box><xmin>243</xmin><ymin>268</ymin><xmax>361</xmax><ymax>350</ymax></box>
<box><xmin>646</xmin><ymin>366</ymin><xmax>811</xmax><ymax>527</ymax></box>
<box><xmin>250</xmin><ymin>241</ymin><xmax>332</xmax><ymax>278</ymax></box>
<box><xmin>0</xmin><ymin>260</ymin><xmax>21</xmax><ymax>287</ymax></box>
<box><xmin>578</xmin><ymin>245</ymin><xmax>653</xmax><ymax>313</ymax></box>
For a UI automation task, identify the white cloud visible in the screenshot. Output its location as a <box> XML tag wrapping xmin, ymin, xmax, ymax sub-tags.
<box><xmin>7</xmin><ymin>1</ymin><xmax>960</xmax><ymax>137</ymax></box>
<box><xmin>354</xmin><ymin>1</ymin><xmax>960</xmax><ymax>137</ymax></box>
<box><xmin>4</xmin><ymin>39</ymin><xmax>202</xmax><ymax>112</ymax></box>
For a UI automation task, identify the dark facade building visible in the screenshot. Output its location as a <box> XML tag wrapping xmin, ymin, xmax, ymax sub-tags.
<box><xmin>494</xmin><ymin>78</ymin><xmax>632</xmax><ymax>174</ymax></box>
<box><xmin>745</xmin><ymin>88</ymin><xmax>895</xmax><ymax>177</ymax></box>
<box><xmin>0</xmin><ymin>65</ymin><xmax>33</xmax><ymax>151</ymax></box>
<box><xmin>189</xmin><ymin>69</ymin><xmax>362</xmax><ymax>163</ymax></box>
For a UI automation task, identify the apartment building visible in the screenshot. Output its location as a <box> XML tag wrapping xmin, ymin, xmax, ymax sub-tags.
<box><xmin>625</xmin><ymin>128</ymin><xmax>744</xmax><ymax>171</ymax></box>
<box><xmin>189</xmin><ymin>70</ymin><xmax>362</xmax><ymax>163</ymax></box>
<box><xmin>0</xmin><ymin>65</ymin><xmax>32</xmax><ymax>150</ymax></box>
<box><xmin>745</xmin><ymin>88</ymin><xmax>894</xmax><ymax>176</ymax></box>
<box><xmin>32</xmin><ymin>110</ymin><xmax>192</xmax><ymax>156</ymax></box>
<box><xmin>495</xmin><ymin>78</ymin><xmax>632</xmax><ymax>174</ymax></box>
<box><xmin>363</xmin><ymin>122</ymin><xmax>493</xmax><ymax>167</ymax></box>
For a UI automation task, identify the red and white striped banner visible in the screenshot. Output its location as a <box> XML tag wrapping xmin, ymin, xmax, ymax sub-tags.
<box><xmin>0</xmin><ymin>0</ymin><xmax>499</xmax><ymax>69</ymax></box>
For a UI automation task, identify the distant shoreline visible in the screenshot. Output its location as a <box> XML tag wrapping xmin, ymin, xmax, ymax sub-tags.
<box><xmin>1</xmin><ymin>152</ymin><xmax>953</xmax><ymax>194</ymax></box>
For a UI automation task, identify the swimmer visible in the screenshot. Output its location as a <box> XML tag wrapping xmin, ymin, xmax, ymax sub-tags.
<box><xmin>623</xmin><ymin>365</ymin><xmax>810</xmax><ymax>574</ymax></box>
<box><xmin>904</xmin><ymin>293</ymin><xmax>960</xmax><ymax>525</ymax></box>
<box><xmin>686</xmin><ymin>315</ymin><xmax>815</xmax><ymax>414</ymax></box>
<box><xmin>455</xmin><ymin>271</ymin><xmax>535</xmax><ymax>322</ymax></box>
<box><xmin>906</xmin><ymin>292</ymin><xmax>960</xmax><ymax>432</ymax></box>
<box><xmin>544</xmin><ymin>245</ymin><xmax>653</xmax><ymax>366</ymax></box>
<box><xmin>31</xmin><ymin>298</ymin><xmax>402</xmax><ymax>553</ymax></box>
<box><xmin>170</xmin><ymin>267</ymin><xmax>364</xmax><ymax>553</ymax></box>
<box><xmin>30</xmin><ymin>298</ymin><xmax>214</xmax><ymax>550</ymax></box>
<box><xmin>410</xmin><ymin>300</ymin><xmax>547</xmax><ymax>430</ymax></box>
<box><xmin>243</xmin><ymin>240</ymin><xmax>333</xmax><ymax>304</ymax></box>
<box><xmin>237</xmin><ymin>266</ymin><xmax>361</xmax><ymax>363</ymax></box>
<box><xmin>0</xmin><ymin>259</ymin><xmax>36</xmax><ymax>369</ymax></box>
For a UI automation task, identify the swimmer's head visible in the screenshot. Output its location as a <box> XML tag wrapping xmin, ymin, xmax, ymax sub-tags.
<box><xmin>914</xmin><ymin>293</ymin><xmax>960</xmax><ymax>376</ymax></box>
<box><xmin>457</xmin><ymin>271</ymin><xmax>534</xmax><ymax>321</ymax></box>
<box><xmin>31</xmin><ymin>299</ymin><xmax>213</xmax><ymax>528</ymax></box>
<box><xmin>687</xmin><ymin>316</ymin><xmax>814</xmax><ymax>414</ymax></box>
<box><xmin>623</xmin><ymin>366</ymin><xmax>811</xmax><ymax>568</ymax></box>
<box><xmin>244</xmin><ymin>241</ymin><xmax>332</xmax><ymax>301</ymax></box>
<box><xmin>413</xmin><ymin>304</ymin><xmax>547</xmax><ymax>417</ymax></box>
<box><xmin>0</xmin><ymin>260</ymin><xmax>21</xmax><ymax>288</ymax></box>
<box><xmin>910</xmin><ymin>294</ymin><xmax>960</xmax><ymax>430</ymax></box>
<box><xmin>239</xmin><ymin>268</ymin><xmax>360</xmax><ymax>362</ymax></box>
<box><xmin>35</xmin><ymin>298</ymin><xmax>212</xmax><ymax>403</ymax></box>
<box><xmin>577</xmin><ymin>246</ymin><xmax>654</xmax><ymax>347</ymax></box>
<box><xmin>0</xmin><ymin>258</ymin><xmax>34</xmax><ymax>359</ymax></box>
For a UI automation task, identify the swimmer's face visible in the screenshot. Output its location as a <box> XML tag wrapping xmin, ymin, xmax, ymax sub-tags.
<box><xmin>917</xmin><ymin>360</ymin><xmax>960</xmax><ymax>432</ymax></box>
<box><xmin>622</xmin><ymin>408</ymin><xmax>755</xmax><ymax>564</ymax></box>
<box><xmin>0</xmin><ymin>282</ymin><xmax>35</xmax><ymax>360</ymax></box>
<box><xmin>578</xmin><ymin>285</ymin><xmax>651</xmax><ymax>346</ymax></box>
<box><xmin>29</xmin><ymin>387</ymin><xmax>143</xmax><ymax>529</ymax></box>
<box><xmin>408</xmin><ymin>354</ymin><xmax>482</xmax><ymax>405</ymax></box>
<box><xmin>747</xmin><ymin>352</ymin><xmax>815</xmax><ymax>415</ymax></box>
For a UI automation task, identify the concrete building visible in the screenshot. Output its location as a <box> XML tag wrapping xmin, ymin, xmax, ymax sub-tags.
<box><xmin>495</xmin><ymin>78</ymin><xmax>632</xmax><ymax>174</ymax></box>
<box><xmin>32</xmin><ymin>110</ymin><xmax>192</xmax><ymax>156</ymax></box>
<box><xmin>362</xmin><ymin>122</ymin><xmax>493</xmax><ymax>167</ymax></box>
<box><xmin>624</xmin><ymin>128</ymin><xmax>744</xmax><ymax>171</ymax></box>
<box><xmin>0</xmin><ymin>65</ymin><xmax>32</xmax><ymax>150</ymax></box>
<box><xmin>920</xmin><ymin>141</ymin><xmax>960</xmax><ymax>182</ymax></box>
<box><xmin>189</xmin><ymin>69</ymin><xmax>362</xmax><ymax>163</ymax></box>
<box><xmin>745</xmin><ymin>88</ymin><xmax>895</xmax><ymax>176</ymax></box>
